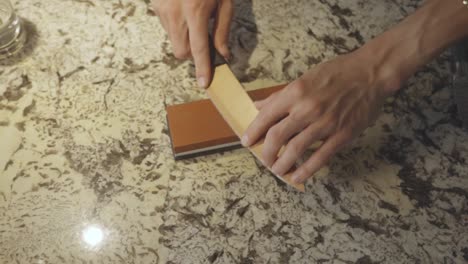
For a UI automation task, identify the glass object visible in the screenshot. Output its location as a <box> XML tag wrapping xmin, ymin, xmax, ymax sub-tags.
<box><xmin>0</xmin><ymin>0</ymin><xmax>26</xmax><ymax>59</ymax></box>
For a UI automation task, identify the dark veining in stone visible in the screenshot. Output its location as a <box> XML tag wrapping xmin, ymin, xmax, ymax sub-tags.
<box><xmin>237</xmin><ymin>204</ymin><xmax>250</xmax><ymax>217</ymax></box>
<box><xmin>339</xmin><ymin>213</ymin><xmax>387</xmax><ymax>236</ymax></box>
<box><xmin>462</xmin><ymin>248</ymin><xmax>468</xmax><ymax>261</ymax></box>
<box><xmin>348</xmin><ymin>30</ymin><xmax>365</xmax><ymax>45</ymax></box>
<box><xmin>2</xmin><ymin>74</ymin><xmax>31</xmax><ymax>101</ymax></box>
<box><xmin>72</xmin><ymin>0</ymin><xmax>94</xmax><ymax>6</ymax></box>
<box><xmin>356</xmin><ymin>255</ymin><xmax>380</xmax><ymax>264</ymax></box>
<box><xmin>225</xmin><ymin>196</ymin><xmax>244</xmax><ymax>212</ymax></box>
<box><xmin>398</xmin><ymin>168</ymin><xmax>433</xmax><ymax>208</ymax></box>
<box><xmin>57</xmin><ymin>66</ymin><xmax>85</xmax><ymax>86</ymax></box>
<box><xmin>427</xmin><ymin>219</ymin><xmax>449</xmax><ymax>230</ymax></box>
<box><xmin>123</xmin><ymin>58</ymin><xmax>149</xmax><ymax>73</ymax></box>
<box><xmin>133</xmin><ymin>138</ymin><xmax>155</xmax><ymax>165</ymax></box>
<box><xmin>378</xmin><ymin>200</ymin><xmax>399</xmax><ymax>214</ymax></box>
<box><xmin>22</xmin><ymin>100</ymin><xmax>35</xmax><ymax>117</ymax></box>
<box><xmin>379</xmin><ymin>135</ymin><xmax>435</xmax><ymax>208</ymax></box>
<box><xmin>324</xmin><ymin>182</ymin><xmax>341</xmax><ymax>204</ymax></box>
<box><xmin>160</xmin><ymin>42</ymin><xmax>184</xmax><ymax>70</ymax></box>
<box><xmin>317</xmin><ymin>0</ymin><xmax>354</xmax><ymax>30</ymax></box>
<box><xmin>308</xmin><ymin>27</ymin><xmax>357</xmax><ymax>54</ymax></box>
<box><xmin>207</xmin><ymin>250</ymin><xmax>224</xmax><ymax>263</ymax></box>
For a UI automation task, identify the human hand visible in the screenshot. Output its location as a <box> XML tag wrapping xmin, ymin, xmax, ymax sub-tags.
<box><xmin>152</xmin><ymin>0</ymin><xmax>233</xmax><ymax>88</ymax></box>
<box><xmin>242</xmin><ymin>50</ymin><xmax>401</xmax><ymax>184</ymax></box>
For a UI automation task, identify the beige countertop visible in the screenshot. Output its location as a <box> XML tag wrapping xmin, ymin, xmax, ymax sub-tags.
<box><xmin>1</xmin><ymin>0</ymin><xmax>467</xmax><ymax>263</ymax></box>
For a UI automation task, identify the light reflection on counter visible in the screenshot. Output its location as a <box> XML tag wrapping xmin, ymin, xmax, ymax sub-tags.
<box><xmin>82</xmin><ymin>225</ymin><xmax>105</xmax><ymax>248</ymax></box>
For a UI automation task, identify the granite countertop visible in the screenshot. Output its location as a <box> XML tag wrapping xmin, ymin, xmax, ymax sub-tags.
<box><xmin>1</xmin><ymin>0</ymin><xmax>467</xmax><ymax>263</ymax></box>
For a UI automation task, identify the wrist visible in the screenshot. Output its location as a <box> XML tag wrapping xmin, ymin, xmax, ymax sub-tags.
<box><xmin>354</xmin><ymin>37</ymin><xmax>406</xmax><ymax>97</ymax></box>
<box><xmin>356</xmin><ymin>0</ymin><xmax>468</xmax><ymax>97</ymax></box>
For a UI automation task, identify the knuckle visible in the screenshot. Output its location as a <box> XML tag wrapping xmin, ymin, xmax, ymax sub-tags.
<box><xmin>191</xmin><ymin>44</ymin><xmax>208</xmax><ymax>56</ymax></box>
<box><xmin>298</xmin><ymin>166</ymin><xmax>311</xmax><ymax>178</ymax></box>
<box><xmin>288</xmin><ymin>110</ymin><xmax>304</xmax><ymax>123</ymax></box>
<box><xmin>306</xmin><ymin>101</ymin><xmax>324</xmax><ymax>118</ymax></box>
<box><xmin>258</xmin><ymin>109</ymin><xmax>273</xmax><ymax>123</ymax></box>
<box><xmin>158</xmin><ymin>1</ymin><xmax>172</xmax><ymax>13</ymax></box>
<box><xmin>288</xmin><ymin>140</ymin><xmax>305</xmax><ymax>159</ymax></box>
<box><xmin>184</xmin><ymin>0</ymin><xmax>210</xmax><ymax>14</ymax></box>
<box><xmin>214</xmin><ymin>39</ymin><xmax>227</xmax><ymax>50</ymax></box>
<box><xmin>262</xmin><ymin>146</ymin><xmax>275</xmax><ymax>165</ymax></box>
<box><xmin>223</xmin><ymin>0</ymin><xmax>233</xmax><ymax>9</ymax></box>
<box><xmin>151</xmin><ymin>1</ymin><xmax>159</xmax><ymax>13</ymax></box>
<box><xmin>264</xmin><ymin>92</ymin><xmax>278</xmax><ymax>106</ymax></box>
<box><xmin>289</xmin><ymin>79</ymin><xmax>307</xmax><ymax>98</ymax></box>
<box><xmin>340</xmin><ymin>130</ymin><xmax>354</xmax><ymax>143</ymax></box>
<box><xmin>184</xmin><ymin>0</ymin><xmax>199</xmax><ymax>9</ymax></box>
<box><xmin>322</xmin><ymin>113</ymin><xmax>338</xmax><ymax>128</ymax></box>
<box><xmin>173</xmin><ymin>45</ymin><xmax>191</xmax><ymax>59</ymax></box>
<box><xmin>266</xmin><ymin>126</ymin><xmax>282</xmax><ymax>142</ymax></box>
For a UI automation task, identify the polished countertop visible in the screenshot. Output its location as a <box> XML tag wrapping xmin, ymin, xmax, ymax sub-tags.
<box><xmin>1</xmin><ymin>0</ymin><xmax>467</xmax><ymax>263</ymax></box>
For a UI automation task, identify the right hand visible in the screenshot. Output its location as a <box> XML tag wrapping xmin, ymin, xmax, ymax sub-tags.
<box><xmin>152</xmin><ymin>0</ymin><xmax>233</xmax><ymax>88</ymax></box>
<box><xmin>242</xmin><ymin>48</ymin><xmax>401</xmax><ymax>184</ymax></box>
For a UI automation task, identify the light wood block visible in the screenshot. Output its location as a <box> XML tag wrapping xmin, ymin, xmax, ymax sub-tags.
<box><xmin>207</xmin><ymin>64</ymin><xmax>305</xmax><ymax>192</ymax></box>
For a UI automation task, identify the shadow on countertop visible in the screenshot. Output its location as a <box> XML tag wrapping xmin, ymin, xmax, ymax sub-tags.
<box><xmin>227</xmin><ymin>0</ymin><xmax>258</xmax><ymax>83</ymax></box>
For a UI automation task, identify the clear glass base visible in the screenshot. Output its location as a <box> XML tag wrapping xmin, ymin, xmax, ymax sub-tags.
<box><xmin>0</xmin><ymin>15</ymin><xmax>27</xmax><ymax>59</ymax></box>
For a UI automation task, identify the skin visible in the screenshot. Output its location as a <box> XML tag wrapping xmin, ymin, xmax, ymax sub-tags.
<box><xmin>152</xmin><ymin>0</ymin><xmax>233</xmax><ymax>88</ymax></box>
<box><xmin>154</xmin><ymin>0</ymin><xmax>468</xmax><ymax>184</ymax></box>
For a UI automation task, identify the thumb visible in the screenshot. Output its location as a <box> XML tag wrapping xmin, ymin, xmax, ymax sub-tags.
<box><xmin>213</xmin><ymin>0</ymin><xmax>233</xmax><ymax>60</ymax></box>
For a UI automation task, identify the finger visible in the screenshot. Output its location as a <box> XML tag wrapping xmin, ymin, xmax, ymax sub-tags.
<box><xmin>291</xmin><ymin>131</ymin><xmax>351</xmax><ymax>183</ymax></box>
<box><xmin>271</xmin><ymin>119</ymin><xmax>329</xmax><ymax>176</ymax></box>
<box><xmin>262</xmin><ymin>113</ymin><xmax>308</xmax><ymax>167</ymax></box>
<box><xmin>213</xmin><ymin>0</ymin><xmax>233</xmax><ymax>60</ymax></box>
<box><xmin>253</xmin><ymin>99</ymin><xmax>266</xmax><ymax>110</ymax></box>
<box><xmin>254</xmin><ymin>90</ymin><xmax>280</xmax><ymax>110</ymax></box>
<box><xmin>186</xmin><ymin>12</ymin><xmax>211</xmax><ymax>88</ymax></box>
<box><xmin>151</xmin><ymin>0</ymin><xmax>160</xmax><ymax>17</ymax></box>
<box><xmin>242</xmin><ymin>89</ymin><xmax>292</xmax><ymax>147</ymax></box>
<box><xmin>157</xmin><ymin>2</ymin><xmax>173</xmax><ymax>35</ymax></box>
<box><xmin>168</xmin><ymin>22</ymin><xmax>191</xmax><ymax>59</ymax></box>
<box><xmin>158</xmin><ymin>12</ymin><xmax>167</xmax><ymax>30</ymax></box>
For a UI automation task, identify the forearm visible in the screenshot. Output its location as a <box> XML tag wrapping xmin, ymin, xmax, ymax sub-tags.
<box><xmin>361</xmin><ymin>0</ymin><xmax>468</xmax><ymax>95</ymax></box>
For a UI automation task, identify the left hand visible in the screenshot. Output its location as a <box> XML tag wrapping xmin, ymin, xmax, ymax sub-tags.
<box><xmin>152</xmin><ymin>0</ymin><xmax>233</xmax><ymax>88</ymax></box>
<box><xmin>241</xmin><ymin>50</ymin><xmax>399</xmax><ymax>184</ymax></box>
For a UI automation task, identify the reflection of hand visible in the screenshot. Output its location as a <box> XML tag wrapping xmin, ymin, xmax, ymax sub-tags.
<box><xmin>152</xmin><ymin>0</ymin><xmax>233</xmax><ymax>88</ymax></box>
<box><xmin>242</xmin><ymin>50</ymin><xmax>397</xmax><ymax>184</ymax></box>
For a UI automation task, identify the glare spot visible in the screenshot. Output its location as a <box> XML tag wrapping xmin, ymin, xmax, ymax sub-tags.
<box><xmin>82</xmin><ymin>225</ymin><xmax>104</xmax><ymax>247</ymax></box>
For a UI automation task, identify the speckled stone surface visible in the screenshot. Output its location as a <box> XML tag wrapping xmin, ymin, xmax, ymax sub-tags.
<box><xmin>1</xmin><ymin>0</ymin><xmax>467</xmax><ymax>263</ymax></box>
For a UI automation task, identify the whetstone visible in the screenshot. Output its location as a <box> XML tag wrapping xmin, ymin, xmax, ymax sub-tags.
<box><xmin>166</xmin><ymin>84</ymin><xmax>284</xmax><ymax>159</ymax></box>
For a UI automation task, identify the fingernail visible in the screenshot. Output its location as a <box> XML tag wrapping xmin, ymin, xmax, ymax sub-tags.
<box><xmin>223</xmin><ymin>53</ymin><xmax>231</xmax><ymax>63</ymax></box>
<box><xmin>241</xmin><ymin>134</ymin><xmax>249</xmax><ymax>147</ymax></box>
<box><xmin>222</xmin><ymin>46</ymin><xmax>231</xmax><ymax>62</ymax></box>
<box><xmin>198</xmin><ymin>77</ymin><xmax>207</xmax><ymax>88</ymax></box>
